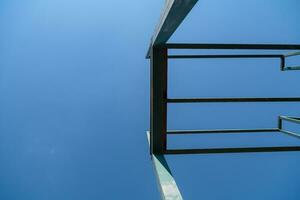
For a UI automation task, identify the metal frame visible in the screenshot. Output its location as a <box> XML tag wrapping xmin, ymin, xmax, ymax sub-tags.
<box><xmin>166</xmin><ymin>117</ymin><xmax>300</xmax><ymax>154</ymax></box>
<box><xmin>279</xmin><ymin>116</ymin><xmax>300</xmax><ymax>138</ymax></box>
<box><xmin>166</xmin><ymin>43</ymin><xmax>300</xmax><ymax>71</ymax></box>
<box><xmin>146</xmin><ymin>1</ymin><xmax>300</xmax><ymax>199</ymax></box>
<box><xmin>150</xmin><ymin>43</ymin><xmax>300</xmax><ymax>155</ymax></box>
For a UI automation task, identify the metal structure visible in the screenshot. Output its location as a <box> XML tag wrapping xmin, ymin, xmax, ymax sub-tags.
<box><xmin>146</xmin><ymin>1</ymin><xmax>300</xmax><ymax>199</ymax></box>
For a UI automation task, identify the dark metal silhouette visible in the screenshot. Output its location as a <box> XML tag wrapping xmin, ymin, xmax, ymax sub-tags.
<box><xmin>146</xmin><ymin>1</ymin><xmax>300</xmax><ymax>199</ymax></box>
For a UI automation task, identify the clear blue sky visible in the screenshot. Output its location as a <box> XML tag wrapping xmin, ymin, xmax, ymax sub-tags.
<box><xmin>0</xmin><ymin>0</ymin><xmax>300</xmax><ymax>200</ymax></box>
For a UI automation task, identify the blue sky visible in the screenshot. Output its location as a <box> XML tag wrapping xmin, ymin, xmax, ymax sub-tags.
<box><xmin>0</xmin><ymin>0</ymin><xmax>300</xmax><ymax>199</ymax></box>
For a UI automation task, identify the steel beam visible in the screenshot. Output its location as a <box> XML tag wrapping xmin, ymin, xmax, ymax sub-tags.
<box><xmin>146</xmin><ymin>0</ymin><xmax>198</xmax><ymax>58</ymax></box>
<box><xmin>150</xmin><ymin>46</ymin><xmax>168</xmax><ymax>154</ymax></box>
<box><xmin>147</xmin><ymin>132</ymin><xmax>183</xmax><ymax>200</ymax></box>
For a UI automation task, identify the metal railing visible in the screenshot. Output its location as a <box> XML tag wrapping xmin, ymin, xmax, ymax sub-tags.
<box><xmin>150</xmin><ymin>43</ymin><xmax>300</xmax><ymax>154</ymax></box>
<box><xmin>146</xmin><ymin>1</ymin><xmax>300</xmax><ymax>199</ymax></box>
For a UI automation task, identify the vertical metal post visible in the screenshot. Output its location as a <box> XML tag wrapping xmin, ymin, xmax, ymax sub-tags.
<box><xmin>280</xmin><ymin>56</ymin><xmax>285</xmax><ymax>71</ymax></box>
<box><xmin>278</xmin><ymin>116</ymin><xmax>282</xmax><ymax>130</ymax></box>
<box><xmin>150</xmin><ymin>46</ymin><xmax>168</xmax><ymax>154</ymax></box>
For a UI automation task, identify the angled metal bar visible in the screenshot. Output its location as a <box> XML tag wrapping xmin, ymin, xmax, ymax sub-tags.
<box><xmin>167</xmin><ymin>128</ymin><xmax>279</xmax><ymax>134</ymax></box>
<box><xmin>280</xmin><ymin>116</ymin><xmax>300</xmax><ymax>124</ymax></box>
<box><xmin>150</xmin><ymin>46</ymin><xmax>168</xmax><ymax>154</ymax></box>
<box><xmin>147</xmin><ymin>132</ymin><xmax>183</xmax><ymax>200</ymax></box>
<box><xmin>167</xmin><ymin>97</ymin><xmax>300</xmax><ymax>103</ymax></box>
<box><xmin>283</xmin><ymin>66</ymin><xmax>300</xmax><ymax>71</ymax></box>
<box><xmin>279</xmin><ymin>130</ymin><xmax>300</xmax><ymax>139</ymax></box>
<box><xmin>166</xmin><ymin>43</ymin><xmax>300</xmax><ymax>50</ymax></box>
<box><xmin>146</xmin><ymin>0</ymin><xmax>198</xmax><ymax>58</ymax></box>
<box><xmin>168</xmin><ymin>54</ymin><xmax>282</xmax><ymax>59</ymax></box>
<box><xmin>284</xmin><ymin>51</ymin><xmax>300</xmax><ymax>57</ymax></box>
<box><xmin>165</xmin><ymin>146</ymin><xmax>300</xmax><ymax>154</ymax></box>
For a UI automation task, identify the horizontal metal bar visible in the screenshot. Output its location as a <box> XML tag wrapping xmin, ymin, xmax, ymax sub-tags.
<box><xmin>168</xmin><ymin>54</ymin><xmax>282</xmax><ymax>59</ymax></box>
<box><xmin>165</xmin><ymin>146</ymin><xmax>300</xmax><ymax>154</ymax></box>
<box><xmin>279</xmin><ymin>129</ymin><xmax>300</xmax><ymax>139</ymax></box>
<box><xmin>280</xmin><ymin>116</ymin><xmax>300</xmax><ymax>124</ymax></box>
<box><xmin>167</xmin><ymin>97</ymin><xmax>300</xmax><ymax>103</ymax></box>
<box><xmin>166</xmin><ymin>43</ymin><xmax>300</xmax><ymax>50</ymax></box>
<box><xmin>283</xmin><ymin>66</ymin><xmax>300</xmax><ymax>71</ymax></box>
<box><xmin>284</xmin><ymin>51</ymin><xmax>300</xmax><ymax>57</ymax></box>
<box><xmin>167</xmin><ymin>128</ymin><xmax>279</xmax><ymax>134</ymax></box>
